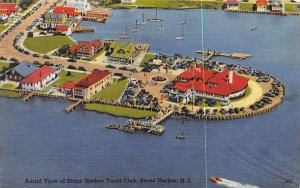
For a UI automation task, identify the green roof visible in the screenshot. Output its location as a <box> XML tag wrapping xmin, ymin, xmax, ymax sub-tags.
<box><xmin>109</xmin><ymin>42</ymin><xmax>135</xmax><ymax>60</ymax></box>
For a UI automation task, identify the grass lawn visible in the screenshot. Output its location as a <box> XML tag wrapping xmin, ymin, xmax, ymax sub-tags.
<box><xmin>84</xmin><ymin>103</ymin><xmax>156</xmax><ymax>118</ymax></box>
<box><xmin>52</xmin><ymin>71</ymin><xmax>87</xmax><ymax>87</ymax></box>
<box><xmin>239</xmin><ymin>3</ymin><xmax>254</xmax><ymax>11</ymax></box>
<box><xmin>0</xmin><ymin>62</ymin><xmax>9</xmax><ymax>73</ymax></box>
<box><xmin>140</xmin><ymin>53</ymin><xmax>157</xmax><ymax>67</ymax></box>
<box><xmin>0</xmin><ymin>89</ymin><xmax>23</xmax><ymax>98</ymax></box>
<box><xmin>133</xmin><ymin>0</ymin><xmax>224</xmax><ymax>9</ymax></box>
<box><xmin>0</xmin><ymin>84</ymin><xmax>17</xmax><ymax>89</ymax></box>
<box><xmin>0</xmin><ymin>24</ymin><xmax>9</xmax><ymax>34</ymax></box>
<box><xmin>92</xmin><ymin>79</ymin><xmax>128</xmax><ymax>100</ymax></box>
<box><xmin>285</xmin><ymin>3</ymin><xmax>300</xmax><ymax>12</ymax></box>
<box><xmin>23</xmin><ymin>36</ymin><xmax>76</xmax><ymax>54</ymax></box>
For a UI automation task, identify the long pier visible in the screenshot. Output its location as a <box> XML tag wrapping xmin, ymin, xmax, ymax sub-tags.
<box><xmin>72</xmin><ymin>27</ymin><xmax>95</xmax><ymax>33</ymax></box>
<box><xmin>196</xmin><ymin>50</ymin><xmax>251</xmax><ymax>61</ymax></box>
<box><xmin>65</xmin><ymin>99</ymin><xmax>84</xmax><ymax>112</ymax></box>
<box><xmin>152</xmin><ymin>110</ymin><xmax>174</xmax><ymax>126</ymax></box>
<box><xmin>22</xmin><ymin>92</ymin><xmax>36</xmax><ymax>102</ymax></box>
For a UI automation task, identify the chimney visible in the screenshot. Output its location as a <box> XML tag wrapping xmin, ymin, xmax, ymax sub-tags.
<box><xmin>228</xmin><ymin>71</ymin><xmax>233</xmax><ymax>84</ymax></box>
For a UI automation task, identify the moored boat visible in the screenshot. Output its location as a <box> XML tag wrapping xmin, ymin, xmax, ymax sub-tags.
<box><xmin>106</xmin><ymin>124</ymin><xmax>120</xmax><ymax>129</ymax></box>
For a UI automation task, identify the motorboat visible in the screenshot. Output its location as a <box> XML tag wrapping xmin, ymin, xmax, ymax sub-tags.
<box><xmin>176</xmin><ymin>132</ymin><xmax>185</xmax><ymax>140</ymax></box>
<box><xmin>249</xmin><ymin>27</ymin><xmax>257</xmax><ymax>31</ymax></box>
<box><xmin>209</xmin><ymin>177</ymin><xmax>222</xmax><ymax>182</ymax></box>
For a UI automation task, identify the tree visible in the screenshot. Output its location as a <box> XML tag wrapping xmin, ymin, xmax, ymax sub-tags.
<box><xmin>66</xmin><ymin>71</ymin><xmax>72</xmax><ymax>76</ymax></box>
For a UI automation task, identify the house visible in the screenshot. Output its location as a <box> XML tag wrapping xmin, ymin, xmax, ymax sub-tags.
<box><xmin>40</xmin><ymin>12</ymin><xmax>67</xmax><ymax>29</ymax></box>
<box><xmin>256</xmin><ymin>0</ymin><xmax>268</xmax><ymax>12</ymax></box>
<box><xmin>121</xmin><ymin>0</ymin><xmax>137</xmax><ymax>3</ymax></box>
<box><xmin>53</xmin><ymin>6</ymin><xmax>81</xmax><ymax>18</ymax></box>
<box><xmin>107</xmin><ymin>42</ymin><xmax>147</xmax><ymax>64</ymax></box>
<box><xmin>67</xmin><ymin>39</ymin><xmax>102</xmax><ymax>60</ymax></box>
<box><xmin>55</xmin><ymin>24</ymin><xmax>72</xmax><ymax>35</ymax></box>
<box><xmin>168</xmin><ymin>66</ymin><xmax>249</xmax><ymax>105</ymax></box>
<box><xmin>65</xmin><ymin>0</ymin><xmax>90</xmax><ymax>12</ymax></box>
<box><xmin>226</xmin><ymin>0</ymin><xmax>240</xmax><ymax>10</ymax></box>
<box><xmin>0</xmin><ymin>3</ymin><xmax>20</xmax><ymax>13</ymax></box>
<box><xmin>60</xmin><ymin>81</ymin><xmax>76</xmax><ymax>96</ymax></box>
<box><xmin>73</xmin><ymin>70</ymin><xmax>113</xmax><ymax>99</ymax></box>
<box><xmin>0</xmin><ymin>12</ymin><xmax>8</xmax><ymax>23</ymax></box>
<box><xmin>270</xmin><ymin>1</ymin><xmax>283</xmax><ymax>12</ymax></box>
<box><xmin>1</xmin><ymin>61</ymin><xmax>38</xmax><ymax>81</ymax></box>
<box><xmin>20</xmin><ymin>66</ymin><xmax>56</xmax><ymax>90</ymax></box>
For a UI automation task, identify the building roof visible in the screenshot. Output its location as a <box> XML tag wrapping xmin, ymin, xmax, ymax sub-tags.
<box><xmin>60</xmin><ymin>81</ymin><xmax>76</xmax><ymax>89</ymax></box>
<box><xmin>44</xmin><ymin>12</ymin><xmax>65</xmax><ymax>19</ymax></box>
<box><xmin>173</xmin><ymin>67</ymin><xmax>248</xmax><ymax>97</ymax></box>
<box><xmin>226</xmin><ymin>0</ymin><xmax>239</xmax><ymax>5</ymax></box>
<box><xmin>53</xmin><ymin>6</ymin><xmax>81</xmax><ymax>16</ymax></box>
<box><xmin>0</xmin><ymin>3</ymin><xmax>20</xmax><ymax>12</ymax></box>
<box><xmin>75</xmin><ymin>70</ymin><xmax>111</xmax><ymax>89</ymax></box>
<box><xmin>56</xmin><ymin>25</ymin><xmax>69</xmax><ymax>31</ymax></box>
<box><xmin>256</xmin><ymin>0</ymin><xmax>268</xmax><ymax>6</ymax></box>
<box><xmin>12</xmin><ymin>61</ymin><xmax>39</xmax><ymax>78</ymax></box>
<box><xmin>21</xmin><ymin>66</ymin><xmax>55</xmax><ymax>84</ymax></box>
<box><xmin>69</xmin><ymin>39</ymin><xmax>102</xmax><ymax>54</ymax></box>
<box><xmin>0</xmin><ymin>9</ymin><xmax>13</xmax><ymax>15</ymax></box>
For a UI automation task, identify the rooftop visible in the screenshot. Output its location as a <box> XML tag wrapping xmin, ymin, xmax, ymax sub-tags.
<box><xmin>75</xmin><ymin>70</ymin><xmax>111</xmax><ymax>89</ymax></box>
<box><xmin>12</xmin><ymin>61</ymin><xmax>39</xmax><ymax>78</ymax></box>
<box><xmin>21</xmin><ymin>66</ymin><xmax>55</xmax><ymax>84</ymax></box>
<box><xmin>109</xmin><ymin>42</ymin><xmax>135</xmax><ymax>60</ymax></box>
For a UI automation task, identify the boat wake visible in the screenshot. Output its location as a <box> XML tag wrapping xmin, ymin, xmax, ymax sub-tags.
<box><xmin>216</xmin><ymin>178</ymin><xmax>260</xmax><ymax>188</ymax></box>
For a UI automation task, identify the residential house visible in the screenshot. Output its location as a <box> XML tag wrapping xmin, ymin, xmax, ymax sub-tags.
<box><xmin>55</xmin><ymin>24</ymin><xmax>72</xmax><ymax>35</ymax></box>
<box><xmin>40</xmin><ymin>12</ymin><xmax>67</xmax><ymax>29</ymax></box>
<box><xmin>226</xmin><ymin>0</ymin><xmax>240</xmax><ymax>10</ymax></box>
<box><xmin>256</xmin><ymin>0</ymin><xmax>268</xmax><ymax>12</ymax></box>
<box><xmin>20</xmin><ymin>66</ymin><xmax>56</xmax><ymax>90</ymax></box>
<box><xmin>53</xmin><ymin>6</ymin><xmax>81</xmax><ymax>19</ymax></box>
<box><xmin>1</xmin><ymin>61</ymin><xmax>38</xmax><ymax>81</ymax></box>
<box><xmin>65</xmin><ymin>0</ymin><xmax>90</xmax><ymax>12</ymax></box>
<box><xmin>68</xmin><ymin>39</ymin><xmax>102</xmax><ymax>60</ymax></box>
<box><xmin>73</xmin><ymin>70</ymin><xmax>113</xmax><ymax>99</ymax></box>
<box><xmin>60</xmin><ymin>81</ymin><xmax>76</xmax><ymax>96</ymax></box>
<box><xmin>0</xmin><ymin>3</ymin><xmax>20</xmax><ymax>13</ymax></box>
<box><xmin>168</xmin><ymin>66</ymin><xmax>249</xmax><ymax>105</ymax></box>
<box><xmin>270</xmin><ymin>1</ymin><xmax>283</xmax><ymax>12</ymax></box>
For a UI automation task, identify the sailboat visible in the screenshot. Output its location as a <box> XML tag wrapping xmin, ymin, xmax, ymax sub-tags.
<box><xmin>147</xmin><ymin>5</ymin><xmax>164</xmax><ymax>22</ymax></box>
<box><xmin>132</xmin><ymin>19</ymin><xmax>140</xmax><ymax>33</ymax></box>
<box><xmin>120</xmin><ymin>25</ymin><xmax>129</xmax><ymax>39</ymax></box>
<box><xmin>140</xmin><ymin>13</ymin><xmax>146</xmax><ymax>25</ymax></box>
<box><xmin>176</xmin><ymin>27</ymin><xmax>184</xmax><ymax>40</ymax></box>
<box><xmin>157</xmin><ymin>23</ymin><xmax>164</xmax><ymax>30</ymax></box>
<box><xmin>181</xmin><ymin>10</ymin><xmax>188</xmax><ymax>25</ymax></box>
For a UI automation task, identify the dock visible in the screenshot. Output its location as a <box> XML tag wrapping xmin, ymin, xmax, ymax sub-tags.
<box><xmin>65</xmin><ymin>99</ymin><xmax>84</xmax><ymax>112</ymax></box>
<box><xmin>196</xmin><ymin>50</ymin><xmax>251</xmax><ymax>61</ymax></box>
<box><xmin>72</xmin><ymin>27</ymin><xmax>95</xmax><ymax>33</ymax></box>
<box><xmin>152</xmin><ymin>110</ymin><xmax>174</xmax><ymax>126</ymax></box>
<box><xmin>22</xmin><ymin>92</ymin><xmax>36</xmax><ymax>102</ymax></box>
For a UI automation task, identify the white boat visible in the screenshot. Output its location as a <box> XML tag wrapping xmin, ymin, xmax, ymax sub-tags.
<box><xmin>176</xmin><ymin>27</ymin><xmax>184</xmax><ymax>40</ymax></box>
<box><xmin>140</xmin><ymin>13</ymin><xmax>146</xmax><ymax>25</ymax></box>
<box><xmin>157</xmin><ymin>23</ymin><xmax>164</xmax><ymax>30</ymax></box>
<box><xmin>249</xmin><ymin>27</ymin><xmax>257</xmax><ymax>31</ymax></box>
<box><xmin>147</xmin><ymin>6</ymin><xmax>164</xmax><ymax>22</ymax></box>
<box><xmin>132</xmin><ymin>19</ymin><xmax>140</xmax><ymax>33</ymax></box>
<box><xmin>120</xmin><ymin>25</ymin><xmax>129</xmax><ymax>39</ymax></box>
<box><xmin>181</xmin><ymin>10</ymin><xmax>188</xmax><ymax>25</ymax></box>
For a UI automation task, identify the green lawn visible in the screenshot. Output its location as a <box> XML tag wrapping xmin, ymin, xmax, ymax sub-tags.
<box><xmin>133</xmin><ymin>0</ymin><xmax>224</xmax><ymax>9</ymax></box>
<box><xmin>52</xmin><ymin>71</ymin><xmax>87</xmax><ymax>87</ymax></box>
<box><xmin>0</xmin><ymin>89</ymin><xmax>23</xmax><ymax>98</ymax></box>
<box><xmin>0</xmin><ymin>24</ymin><xmax>9</xmax><ymax>34</ymax></box>
<box><xmin>140</xmin><ymin>53</ymin><xmax>157</xmax><ymax>67</ymax></box>
<box><xmin>92</xmin><ymin>79</ymin><xmax>128</xmax><ymax>100</ymax></box>
<box><xmin>84</xmin><ymin>103</ymin><xmax>156</xmax><ymax>118</ymax></box>
<box><xmin>0</xmin><ymin>62</ymin><xmax>9</xmax><ymax>73</ymax></box>
<box><xmin>23</xmin><ymin>36</ymin><xmax>76</xmax><ymax>54</ymax></box>
<box><xmin>0</xmin><ymin>84</ymin><xmax>17</xmax><ymax>89</ymax></box>
<box><xmin>239</xmin><ymin>3</ymin><xmax>254</xmax><ymax>11</ymax></box>
<box><xmin>285</xmin><ymin>3</ymin><xmax>300</xmax><ymax>12</ymax></box>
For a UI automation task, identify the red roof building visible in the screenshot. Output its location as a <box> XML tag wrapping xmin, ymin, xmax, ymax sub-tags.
<box><xmin>0</xmin><ymin>3</ymin><xmax>20</xmax><ymax>12</ymax></box>
<box><xmin>67</xmin><ymin>39</ymin><xmax>102</xmax><ymax>60</ymax></box>
<box><xmin>53</xmin><ymin>6</ymin><xmax>81</xmax><ymax>17</ymax></box>
<box><xmin>73</xmin><ymin>70</ymin><xmax>113</xmax><ymax>99</ymax></box>
<box><xmin>169</xmin><ymin>66</ymin><xmax>249</xmax><ymax>104</ymax></box>
<box><xmin>226</xmin><ymin>0</ymin><xmax>240</xmax><ymax>10</ymax></box>
<box><xmin>256</xmin><ymin>0</ymin><xmax>268</xmax><ymax>12</ymax></box>
<box><xmin>0</xmin><ymin>9</ymin><xmax>14</xmax><ymax>16</ymax></box>
<box><xmin>56</xmin><ymin>25</ymin><xmax>69</xmax><ymax>31</ymax></box>
<box><xmin>20</xmin><ymin>66</ymin><xmax>56</xmax><ymax>90</ymax></box>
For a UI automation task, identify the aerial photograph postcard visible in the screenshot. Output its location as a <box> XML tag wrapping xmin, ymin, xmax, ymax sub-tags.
<box><xmin>0</xmin><ymin>0</ymin><xmax>299</xmax><ymax>187</ymax></box>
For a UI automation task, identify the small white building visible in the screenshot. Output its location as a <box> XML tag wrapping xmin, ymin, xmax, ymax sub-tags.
<box><xmin>20</xmin><ymin>66</ymin><xmax>56</xmax><ymax>90</ymax></box>
<box><xmin>121</xmin><ymin>0</ymin><xmax>137</xmax><ymax>3</ymax></box>
<box><xmin>65</xmin><ymin>0</ymin><xmax>91</xmax><ymax>12</ymax></box>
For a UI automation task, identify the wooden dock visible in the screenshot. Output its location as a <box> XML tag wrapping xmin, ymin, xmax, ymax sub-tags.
<box><xmin>72</xmin><ymin>27</ymin><xmax>95</xmax><ymax>33</ymax></box>
<box><xmin>22</xmin><ymin>92</ymin><xmax>36</xmax><ymax>102</ymax></box>
<box><xmin>196</xmin><ymin>50</ymin><xmax>251</xmax><ymax>61</ymax></box>
<box><xmin>65</xmin><ymin>99</ymin><xmax>84</xmax><ymax>112</ymax></box>
<box><xmin>152</xmin><ymin>110</ymin><xmax>174</xmax><ymax>126</ymax></box>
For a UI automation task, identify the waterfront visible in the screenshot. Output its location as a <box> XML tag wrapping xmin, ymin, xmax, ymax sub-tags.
<box><xmin>1</xmin><ymin>9</ymin><xmax>300</xmax><ymax>188</ymax></box>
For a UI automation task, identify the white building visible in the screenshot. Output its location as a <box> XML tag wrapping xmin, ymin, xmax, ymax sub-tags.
<box><xmin>65</xmin><ymin>0</ymin><xmax>90</xmax><ymax>12</ymax></box>
<box><xmin>121</xmin><ymin>0</ymin><xmax>137</xmax><ymax>3</ymax></box>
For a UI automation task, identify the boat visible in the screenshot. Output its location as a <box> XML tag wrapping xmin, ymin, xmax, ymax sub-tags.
<box><xmin>176</xmin><ymin>27</ymin><xmax>184</xmax><ymax>40</ymax></box>
<box><xmin>140</xmin><ymin>13</ymin><xmax>146</xmax><ymax>25</ymax></box>
<box><xmin>209</xmin><ymin>177</ymin><xmax>222</xmax><ymax>182</ymax></box>
<box><xmin>249</xmin><ymin>27</ymin><xmax>257</xmax><ymax>31</ymax></box>
<box><xmin>157</xmin><ymin>23</ymin><xmax>164</xmax><ymax>30</ymax></box>
<box><xmin>120</xmin><ymin>25</ymin><xmax>129</xmax><ymax>39</ymax></box>
<box><xmin>176</xmin><ymin>132</ymin><xmax>185</xmax><ymax>140</ymax></box>
<box><xmin>181</xmin><ymin>10</ymin><xmax>188</xmax><ymax>25</ymax></box>
<box><xmin>106</xmin><ymin>124</ymin><xmax>120</xmax><ymax>129</ymax></box>
<box><xmin>128</xmin><ymin>6</ymin><xmax>137</xmax><ymax>12</ymax></box>
<box><xmin>132</xmin><ymin>19</ymin><xmax>140</xmax><ymax>33</ymax></box>
<box><xmin>147</xmin><ymin>6</ymin><xmax>164</xmax><ymax>22</ymax></box>
<box><xmin>147</xmin><ymin>125</ymin><xmax>165</xmax><ymax>135</ymax></box>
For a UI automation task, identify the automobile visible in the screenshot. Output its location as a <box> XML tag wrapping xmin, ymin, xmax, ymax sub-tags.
<box><xmin>78</xmin><ymin>66</ymin><xmax>86</xmax><ymax>71</ymax></box>
<box><xmin>264</xmin><ymin>92</ymin><xmax>275</xmax><ymax>97</ymax></box>
<box><xmin>43</xmin><ymin>55</ymin><xmax>50</xmax><ymax>59</ymax></box>
<box><xmin>141</xmin><ymin>68</ymin><xmax>152</xmax><ymax>72</ymax></box>
<box><xmin>68</xmin><ymin>58</ymin><xmax>77</xmax><ymax>63</ymax></box>
<box><xmin>105</xmin><ymin>64</ymin><xmax>116</xmax><ymax>69</ymax></box>
<box><xmin>32</xmin><ymin>61</ymin><xmax>42</xmax><ymax>66</ymax></box>
<box><xmin>33</xmin><ymin>53</ymin><xmax>40</xmax><ymax>57</ymax></box>
<box><xmin>119</xmin><ymin>66</ymin><xmax>127</xmax><ymax>70</ymax></box>
<box><xmin>67</xmin><ymin>65</ymin><xmax>76</xmax><ymax>69</ymax></box>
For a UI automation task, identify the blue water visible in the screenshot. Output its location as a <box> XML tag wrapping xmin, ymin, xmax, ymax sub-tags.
<box><xmin>1</xmin><ymin>9</ymin><xmax>300</xmax><ymax>188</ymax></box>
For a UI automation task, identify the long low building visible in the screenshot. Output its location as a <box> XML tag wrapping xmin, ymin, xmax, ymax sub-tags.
<box><xmin>168</xmin><ymin>66</ymin><xmax>249</xmax><ymax>105</ymax></box>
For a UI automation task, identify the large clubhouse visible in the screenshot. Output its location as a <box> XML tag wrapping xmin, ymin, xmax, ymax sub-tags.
<box><xmin>168</xmin><ymin>66</ymin><xmax>249</xmax><ymax>105</ymax></box>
